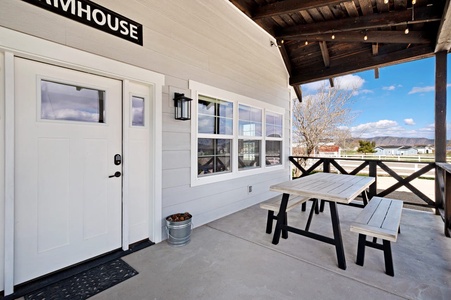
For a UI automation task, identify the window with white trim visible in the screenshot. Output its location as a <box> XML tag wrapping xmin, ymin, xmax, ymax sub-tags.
<box><xmin>265</xmin><ymin>111</ymin><xmax>283</xmax><ymax>166</ymax></box>
<box><xmin>238</xmin><ymin>104</ymin><xmax>262</xmax><ymax>170</ymax></box>
<box><xmin>197</xmin><ymin>95</ymin><xmax>233</xmax><ymax>176</ymax></box>
<box><xmin>190</xmin><ymin>81</ymin><xmax>284</xmax><ymax>185</ymax></box>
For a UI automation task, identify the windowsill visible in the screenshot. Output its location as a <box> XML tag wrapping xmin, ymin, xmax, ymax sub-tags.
<box><xmin>191</xmin><ymin>164</ymin><xmax>285</xmax><ymax>187</ymax></box>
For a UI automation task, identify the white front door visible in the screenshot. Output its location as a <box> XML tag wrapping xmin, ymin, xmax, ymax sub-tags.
<box><xmin>14</xmin><ymin>58</ymin><xmax>123</xmax><ymax>284</ymax></box>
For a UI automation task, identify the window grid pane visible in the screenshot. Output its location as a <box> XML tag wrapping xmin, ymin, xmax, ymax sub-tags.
<box><xmin>239</xmin><ymin>104</ymin><xmax>262</xmax><ymax>136</ymax></box>
<box><xmin>266</xmin><ymin>112</ymin><xmax>283</xmax><ymax>138</ymax></box>
<box><xmin>266</xmin><ymin>140</ymin><xmax>282</xmax><ymax>166</ymax></box>
<box><xmin>198</xmin><ymin>96</ymin><xmax>233</xmax><ymax>135</ymax></box>
<box><xmin>198</xmin><ymin>138</ymin><xmax>232</xmax><ymax>176</ymax></box>
<box><xmin>238</xmin><ymin>139</ymin><xmax>261</xmax><ymax>170</ymax></box>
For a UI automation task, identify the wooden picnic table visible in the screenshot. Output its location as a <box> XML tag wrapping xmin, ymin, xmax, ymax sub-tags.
<box><xmin>270</xmin><ymin>172</ymin><xmax>375</xmax><ymax>270</ymax></box>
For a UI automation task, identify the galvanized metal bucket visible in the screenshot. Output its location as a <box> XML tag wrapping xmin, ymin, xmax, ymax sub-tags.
<box><xmin>166</xmin><ymin>217</ymin><xmax>192</xmax><ymax>246</ymax></box>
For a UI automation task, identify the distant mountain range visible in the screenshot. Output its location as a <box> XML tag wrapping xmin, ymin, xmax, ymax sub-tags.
<box><xmin>365</xmin><ymin>136</ymin><xmax>435</xmax><ymax>146</ymax></box>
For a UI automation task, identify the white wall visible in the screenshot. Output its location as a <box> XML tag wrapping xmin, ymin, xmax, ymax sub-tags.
<box><xmin>0</xmin><ymin>52</ymin><xmax>5</xmax><ymax>292</ymax></box>
<box><xmin>0</xmin><ymin>1</ymin><xmax>290</xmax><ymax>235</ymax></box>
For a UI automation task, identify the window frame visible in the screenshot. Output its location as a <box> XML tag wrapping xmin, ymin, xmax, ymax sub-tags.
<box><xmin>265</xmin><ymin>110</ymin><xmax>284</xmax><ymax>167</ymax></box>
<box><xmin>190</xmin><ymin>80</ymin><xmax>285</xmax><ymax>186</ymax></box>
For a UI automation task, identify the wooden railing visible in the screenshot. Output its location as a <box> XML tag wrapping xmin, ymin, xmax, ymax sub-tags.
<box><xmin>289</xmin><ymin>156</ymin><xmax>451</xmax><ymax>237</ymax></box>
<box><xmin>436</xmin><ymin>163</ymin><xmax>451</xmax><ymax>237</ymax></box>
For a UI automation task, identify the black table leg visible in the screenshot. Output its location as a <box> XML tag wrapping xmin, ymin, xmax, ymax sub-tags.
<box><xmin>329</xmin><ymin>201</ymin><xmax>346</xmax><ymax>270</ymax></box>
<box><xmin>272</xmin><ymin>193</ymin><xmax>290</xmax><ymax>245</ymax></box>
<box><xmin>362</xmin><ymin>190</ymin><xmax>369</xmax><ymax>206</ymax></box>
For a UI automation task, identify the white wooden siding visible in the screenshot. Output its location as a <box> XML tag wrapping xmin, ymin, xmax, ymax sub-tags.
<box><xmin>0</xmin><ymin>52</ymin><xmax>5</xmax><ymax>292</ymax></box>
<box><xmin>0</xmin><ymin>0</ymin><xmax>290</xmax><ymax>237</ymax></box>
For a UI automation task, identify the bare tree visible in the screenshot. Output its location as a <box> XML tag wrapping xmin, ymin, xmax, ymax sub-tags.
<box><xmin>293</xmin><ymin>82</ymin><xmax>356</xmax><ymax>157</ymax></box>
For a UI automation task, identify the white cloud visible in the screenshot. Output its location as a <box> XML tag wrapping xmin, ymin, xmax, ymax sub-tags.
<box><xmin>408</xmin><ymin>86</ymin><xmax>434</xmax><ymax>94</ymax></box>
<box><xmin>349</xmin><ymin>119</ymin><xmax>437</xmax><ymax>139</ymax></box>
<box><xmin>302</xmin><ymin>74</ymin><xmax>365</xmax><ymax>92</ymax></box>
<box><xmin>352</xmin><ymin>89</ymin><xmax>373</xmax><ymax>96</ymax></box>
<box><xmin>351</xmin><ymin>120</ymin><xmax>398</xmax><ymax>133</ymax></box>
<box><xmin>383</xmin><ymin>85</ymin><xmax>396</xmax><ymax>91</ymax></box>
<box><xmin>334</xmin><ymin>74</ymin><xmax>365</xmax><ymax>90</ymax></box>
<box><xmin>404</xmin><ymin>118</ymin><xmax>415</xmax><ymax>125</ymax></box>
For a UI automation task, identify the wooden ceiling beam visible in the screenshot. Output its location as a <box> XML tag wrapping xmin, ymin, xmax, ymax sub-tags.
<box><xmin>277</xmin><ymin>6</ymin><xmax>441</xmax><ymax>39</ymax></box>
<box><xmin>252</xmin><ymin>0</ymin><xmax>344</xmax><ymax>20</ymax></box>
<box><xmin>229</xmin><ymin>0</ymin><xmax>255</xmax><ymax>18</ymax></box>
<box><xmin>295</xmin><ymin>31</ymin><xmax>431</xmax><ymax>44</ymax></box>
<box><xmin>372</xmin><ymin>43</ymin><xmax>379</xmax><ymax>56</ymax></box>
<box><xmin>319</xmin><ymin>41</ymin><xmax>330</xmax><ymax>67</ymax></box>
<box><xmin>329</xmin><ymin>78</ymin><xmax>334</xmax><ymax>87</ymax></box>
<box><xmin>435</xmin><ymin>0</ymin><xmax>451</xmax><ymax>52</ymax></box>
<box><xmin>289</xmin><ymin>44</ymin><xmax>434</xmax><ymax>85</ymax></box>
<box><xmin>277</xmin><ymin>40</ymin><xmax>293</xmax><ymax>76</ymax></box>
<box><xmin>292</xmin><ymin>84</ymin><xmax>303</xmax><ymax>102</ymax></box>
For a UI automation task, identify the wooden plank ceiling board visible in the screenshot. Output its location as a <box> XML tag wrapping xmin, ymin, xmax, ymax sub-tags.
<box><xmin>229</xmin><ymin>0</ymin><xmax>451</xmax><ymax>97</ymax></box>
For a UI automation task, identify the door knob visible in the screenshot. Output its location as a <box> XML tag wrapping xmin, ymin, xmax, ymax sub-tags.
<box><xmin>109</xmin><ymin>171</ymin><xmax>121</xmax><ymax>178</ymax></box>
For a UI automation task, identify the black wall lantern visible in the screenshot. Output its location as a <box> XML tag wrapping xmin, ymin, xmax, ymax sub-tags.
<box><xmin>173</xmin><ymin>92</ymin><xmax>192</xmax><ymax>120</ymax></box>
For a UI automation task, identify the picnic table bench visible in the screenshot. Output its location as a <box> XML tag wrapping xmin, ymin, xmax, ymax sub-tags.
<box><xmin>350</xmin><ymin>196</ymin><xmax>403</xmax><ymax>276</ymax></box>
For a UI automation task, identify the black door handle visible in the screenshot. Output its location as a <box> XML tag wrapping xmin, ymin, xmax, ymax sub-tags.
<box><xmin>109</xmin><ymin>171</ymin><xmax>121</xmax><ymax>178</ymax></box>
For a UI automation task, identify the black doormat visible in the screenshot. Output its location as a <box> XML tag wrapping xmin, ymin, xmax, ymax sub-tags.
<box><xmin>24</xmin><ymin>259</ymin><xmax>138</xmax><ymax>300</ymax></box>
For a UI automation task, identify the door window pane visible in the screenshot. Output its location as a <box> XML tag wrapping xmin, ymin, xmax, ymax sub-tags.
<box><xmin>41</xmin><ymin>80</ymin><xmax>106</xmax><ymax>123</ymax></box>
<box><xmin>132</xmin><ymin>96</ymin><xmax>145</xmax><ymax>126</ymax></box>
<box><xmin>238</xmin><ymin>139</ymin><xmax>261</xmax><ymax>170</ymax></box>
<box><xmin>198</xmin><ymin>138</ymin><xmax>232</xmax><ymax>175</ymax></box>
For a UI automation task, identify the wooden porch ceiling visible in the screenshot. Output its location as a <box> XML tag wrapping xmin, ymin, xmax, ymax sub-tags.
<box><xmin>229</xmin><ymin>0</ymin><xmax>451</xmax><ymax>100</ymax></box>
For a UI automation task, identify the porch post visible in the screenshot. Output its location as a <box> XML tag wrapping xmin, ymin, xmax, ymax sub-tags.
<box><xmin>435</xmin><ymin>51</ymin><xmax>447</xmax><ymax>162</ymax></box>
<box><xmin>434</xmin><ymin>51</ymin><xmax>448</xmax><ymax>234</ymax></box>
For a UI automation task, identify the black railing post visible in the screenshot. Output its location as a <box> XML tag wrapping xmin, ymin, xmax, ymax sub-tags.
<box><xmin>445</xmin><ymin>170</ymin><xmax>451</xmax><ymax>237</ymax></box>
<box><xmin>323</xmin><ymin>159</ymin><xmax>330</xmax><ymax>173</ymax></box>
<box><xmin>435</xmin><ymin>166</ymin><xmax>444</xmax><ymax>213</ymax></box>
<box><xmin>368</xmin><ymin>161</ymin><xmax>377</xmax><ymax>199</ymax></box>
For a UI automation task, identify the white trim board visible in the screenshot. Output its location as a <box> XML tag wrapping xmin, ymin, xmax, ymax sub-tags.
<box><xmin>0</xmin><ymin>27</ymin><xmax>164</xmax><ymax>295</ymax></box>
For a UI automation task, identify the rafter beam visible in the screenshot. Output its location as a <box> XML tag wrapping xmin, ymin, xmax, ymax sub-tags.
<box><xmin>372</xmin><ymin>43</ymin><xmax>379</xmax><ymax>56</ymax></box>
<box><xmin>319</xmin><ymin>41</ymin><xmax>330</xmax><ymax>67</ymax></box>
<box><xmin>277</xmin><ymin>6</ymin><xmax>441</xmax><ymax>39</ymax></box>
<box><xmin>293</xmin><ymin>84</ymin><xmax>303</xmax><ymax>102</ymax></box>
<box><xmin>229</xmin><ymin>0</ymin><xmax>254</xmax><ymax>18</ymax></box>
<box><xmin>277</xmin><ymin>40</ymin><xmax>293</xmax><ymax>76</ymax></box>
<box><xmin>299</xmin><ymin>31</ymin><xmax>431</xmax><ymax>44</ymax></box>
<box><xmin>435</xmin><ymin>0</ymin><xmax>451</xmax><ymax>52</ymax></box>
<box><xmin>329</xmin><ymin>78</ymin><xmax>334</xmax><ymax>87</ymax></box>
<box><xmin>289</xmin><ymin>44</ymin><xmax>434</xmax><ymax>85</ymax></box>
<box><xmin>252</xmin><ymin>0</ymin><xmax>344</xmax><ymax>20</ymax></box>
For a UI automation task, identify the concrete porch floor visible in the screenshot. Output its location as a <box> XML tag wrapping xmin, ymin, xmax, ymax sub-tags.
<box><xmin>90</xmin><ymin>200</ymin><xmax>451</xmax><ymax>300</ymax></box>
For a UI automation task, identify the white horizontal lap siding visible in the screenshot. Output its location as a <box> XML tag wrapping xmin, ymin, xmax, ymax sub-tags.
<box><xmin>162</xmin><ymin>169</ymin><xmax>289</xmax><ymax>227</ymax></box>
<box><xmin>0</xmin><ymin>0</ymin><xmax>290</xmax><ymax>235</ymax></box>
<box><xmin>0</xmin><ymin>52</ymin><xmax>5</xmax><ymax>292</ymax></box>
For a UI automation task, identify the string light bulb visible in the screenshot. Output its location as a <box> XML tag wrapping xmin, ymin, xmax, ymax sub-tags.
<box><xmin>331</xmin><ymin>34</ymin><xmax>335</xmax><ymax>40</ymax></box>
<box><xmin>364</xmin><ymin>34</ymin><xmax>368</xmax><ymax>41</ymax></box>
<box><xmin>305</xmin><ymin>40</ymin><xmax>309</xmax><ymax>45</ymax></box>
<box><xmin>384</xmin><ymin>0</ymin><xmax>388</xmax><ymax>3</ymax></box>
<box><xmin>404</xmin><ymin>27</ymin><xmax>409</xmax><ymax>34</ymax></box>
<box><xmin>412</xmin><ymin>0</ymin><xmax>416</xmax><ymax>5</ymax></box>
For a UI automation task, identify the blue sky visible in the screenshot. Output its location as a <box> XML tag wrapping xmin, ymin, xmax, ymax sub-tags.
<box><xmin>301</xmin><ymin>55</ymin><xmax>451</xmax><ymax>139</ymax></box>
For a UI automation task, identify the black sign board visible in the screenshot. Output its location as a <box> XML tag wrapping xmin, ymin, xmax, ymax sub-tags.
<box><xmin>22</xmin><ymin>0</ymin><xmax>143</xmax><ymax>46</ymax></box>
